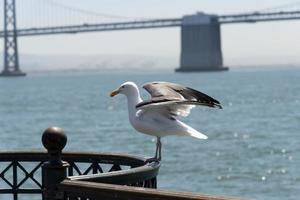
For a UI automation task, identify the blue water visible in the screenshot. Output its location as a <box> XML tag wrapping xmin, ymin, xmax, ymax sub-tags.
<box><xmin>0</xmin><ymin>68</ymin><xmax>299</xmax><ymax>200</ymax></box>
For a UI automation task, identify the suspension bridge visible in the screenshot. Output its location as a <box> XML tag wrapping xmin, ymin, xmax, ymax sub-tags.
<box><xmin>1</xmin><ymin>0</ymin><xmax>300</xmax><ymax>76</ymax></box>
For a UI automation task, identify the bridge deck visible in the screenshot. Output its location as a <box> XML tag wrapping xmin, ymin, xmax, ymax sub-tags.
<box><xmin>1</xmin><ymin>11</ymin><xmax>300</xmax><ymax>37</ymax></box>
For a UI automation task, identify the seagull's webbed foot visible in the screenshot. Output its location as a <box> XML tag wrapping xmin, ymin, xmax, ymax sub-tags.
<box><xmin>145</xmin><ymin>157</ymin><xmax>159</xmax><ymax>163</ymax></box>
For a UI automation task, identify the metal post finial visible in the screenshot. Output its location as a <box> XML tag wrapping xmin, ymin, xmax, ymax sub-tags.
<box><xmin>42</xmin><ymin>127</ymin><xmax>69</xmax><ymax>200</ymax></box>
<box><xmin>42</xmin><ymin>127</ymin><xmax>67</xmax><ymax>165</ymax></box>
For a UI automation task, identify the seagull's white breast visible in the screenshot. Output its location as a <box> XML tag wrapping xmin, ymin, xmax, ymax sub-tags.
<box><xmin>130</xmin><ymin>110</ymin><xmax>181</xmax><ymax>137</ymax></box>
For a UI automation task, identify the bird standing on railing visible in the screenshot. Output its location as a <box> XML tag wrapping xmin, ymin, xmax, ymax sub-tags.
<box><xmin>110</xmin><ymin>81</ymin><xmax>222</xmax><ymax>162</ymax></box>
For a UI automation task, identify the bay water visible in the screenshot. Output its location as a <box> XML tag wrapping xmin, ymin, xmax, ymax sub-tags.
<box><xmin>0</xmin><ymin>68</ymin><xmax>299</xmax><ymax>199</ymax></box>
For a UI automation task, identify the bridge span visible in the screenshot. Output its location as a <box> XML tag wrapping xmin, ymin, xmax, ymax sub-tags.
<box><xmin>1</xmin><ymin>0</ymin><xmax>300</xmax><ymax>76</ymax></box>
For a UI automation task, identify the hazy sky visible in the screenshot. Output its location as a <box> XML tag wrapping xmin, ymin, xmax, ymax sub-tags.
<box><xmin>2</xmin><ymin>0</ymin><xmax>300</xmax><ymax>65</ymax></box>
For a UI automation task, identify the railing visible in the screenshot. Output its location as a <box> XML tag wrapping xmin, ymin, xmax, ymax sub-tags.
<box><xmin>0</xmin><ymin>152</ymin><xmax>158</xmax><ymax>198</ymax></box>
<box><xmin>0</xmin><ymin>127</ymin><xmax>159</xmax><ymax>200</ymax></box>
<box><xmin>59</xmin><ymin>180</ymin><xmax>241</xmax><ymax>200</ymax></box>
<box><xmin>0</xmin><ymin>127</ymin><xmax>243</xmax><ymax>200</ymax></box>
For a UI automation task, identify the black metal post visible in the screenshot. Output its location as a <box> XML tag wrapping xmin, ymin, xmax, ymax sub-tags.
<box><xmin>41</xmin><ymin>127</ymin><xmax>69</xmax><ymax>200</ymax></box>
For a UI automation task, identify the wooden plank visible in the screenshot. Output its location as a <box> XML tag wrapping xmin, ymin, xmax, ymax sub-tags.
<box><xmin>59</xmin><ymin>180</ymin><xmax>246</xmax><ymax>200</ymax></box>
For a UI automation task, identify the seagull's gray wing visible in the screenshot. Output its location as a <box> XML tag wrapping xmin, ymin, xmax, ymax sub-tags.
<box><xmin>136</xmin><ymin>82</ymin><xmax>222</xmax><ymax>117</ymax></box>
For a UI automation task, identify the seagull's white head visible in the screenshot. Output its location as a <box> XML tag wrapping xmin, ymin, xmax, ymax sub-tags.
<box><xmin>110</xmin><ymin>81</ymin><xmax>139</xmax><ymax>97</ymax></box>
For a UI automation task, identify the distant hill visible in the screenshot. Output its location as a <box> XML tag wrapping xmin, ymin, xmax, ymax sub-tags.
<box><xmin>0</xmin><ymin>53</ymin><xmax>299</xmax><ymax>72</ymax></box>
<box><xmin>0</xmin><ymin>53</ymin><xmax>177</xmax><ymax>72</ymax></box>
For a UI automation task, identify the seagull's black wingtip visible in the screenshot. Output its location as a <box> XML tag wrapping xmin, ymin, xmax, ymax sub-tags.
<box><xmin>215</xmin><ymin>104</ymin><xmax>223</xmax><ymax>109</ymax></box>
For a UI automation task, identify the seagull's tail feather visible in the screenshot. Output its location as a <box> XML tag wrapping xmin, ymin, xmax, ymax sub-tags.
<box><xmin>187</xmin><ymin>127</ymin><xmax>208</xmax><ymax>139</ymax></box>
<box><xmin>176</xmin><ymin>120</ymin><xmax>208</xmax><ymax>139</ymax></box>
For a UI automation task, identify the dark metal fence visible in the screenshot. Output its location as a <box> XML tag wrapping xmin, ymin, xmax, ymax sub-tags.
<box><xmin>0</xmin><ymin>152</ymin><xmax>159</xmax><ymax>199</ymax></box>
<box><xmin>0</xmin><ymin>127</ymin><xmax>243</xmax><ymax>200</ymax></box>
<box><xmin>0</xmin><ymin>127</ymin><xmax>159</xmax><ymax>200</ymax></box>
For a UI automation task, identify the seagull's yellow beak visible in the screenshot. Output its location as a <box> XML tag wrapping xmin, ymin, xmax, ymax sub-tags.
<box><xmin>110</xmin><ymin>89</ymin><xmax>120</xmax><ymax>97</ymax></box>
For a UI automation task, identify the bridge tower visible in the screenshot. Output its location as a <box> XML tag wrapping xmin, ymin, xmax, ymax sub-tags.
<box><xmin>176</xmin><ymin>13</ymin><xmax>228</xmax><ymax>72</ymax></box>
<box><xmin>1</xmin><ymin>0</ymin><xmax>26</xmax><ymax>77</ymax></box>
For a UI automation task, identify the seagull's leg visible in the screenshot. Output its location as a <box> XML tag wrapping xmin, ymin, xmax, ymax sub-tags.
<box><xmin>157</xmin><ymin>137</ymin><xmax>162</xmax><ymax>161</ymax></box>
<box><xmin>154</xmin><ymin>137</ymin><xmax>159</xmax><ymax>159</ymax></box>
<box><xmin>146</xmin><ymin>136</ymin><xmax>160</xmax><ymax>163</ymax></box>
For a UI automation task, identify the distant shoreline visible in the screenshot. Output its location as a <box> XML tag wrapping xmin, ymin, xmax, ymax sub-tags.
<box><xmin>22</xmin><ymin>64</ymin><xmax>300</xmax><ymax>75</ymax></box>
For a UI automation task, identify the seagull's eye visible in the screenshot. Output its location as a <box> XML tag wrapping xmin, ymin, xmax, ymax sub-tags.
<box><xmin>121</xmin><ymin>86</ymin><xmax>125</xmax><ymax>89</ymax></box>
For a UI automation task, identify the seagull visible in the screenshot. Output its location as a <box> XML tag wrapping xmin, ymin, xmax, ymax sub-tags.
<box><xmin>110</xmin><ymin>81</ymin><xmax>222</xmax><ymax>162</ymax></box>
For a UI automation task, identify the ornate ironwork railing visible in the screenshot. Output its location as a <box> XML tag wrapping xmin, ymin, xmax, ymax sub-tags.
<box><xmin>0</xmin><ymin>152</ymin><xmax>159</xmax><ymax>199</ymax></box>
<box><xmin>0</xmin><ymin>127</ymin><xmax>159</xmax><ymax>200</ymax></box>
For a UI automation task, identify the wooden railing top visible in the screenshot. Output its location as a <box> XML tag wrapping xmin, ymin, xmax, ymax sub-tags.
<box><xmin>59</xmin><ymin>180</ymin><xmax>245</xmax><ymax>200</ymax></box>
